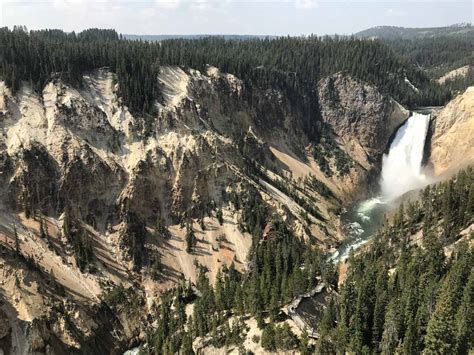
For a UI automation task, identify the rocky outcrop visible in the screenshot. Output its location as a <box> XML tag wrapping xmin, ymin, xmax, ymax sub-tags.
<box><xmin>437</xmin><ymin>65</ymin><xmax>470</xmax><ymax>84</ymax></box>
<box><xmin>8</xmin><ymin>142</ymin><xmax>59</xmax><ymax>214</ymax></box>
<box><xmin>0</xmin><ymin>245</ymin><xmax>143</xmax><ymax>354</ymax></box>
<box><xmin>428</xmin><ymin>86</ymin><xmax>474</xmax><ymax>176</ymax></box>
<box><xmin>318</xmin><ymin>73</ymin><xmax>409</xmax><ymax>171</ymax></box>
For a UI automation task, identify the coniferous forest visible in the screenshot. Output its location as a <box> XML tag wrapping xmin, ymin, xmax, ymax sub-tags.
<box><xmin>110</xmin><ymin>168</ymin><xmax>472</xmax><ymax>354</ymax></box>
<box><xmin>385</xmin><ymin>34</ymin><xmax>473</xmax><ymax>77</ymax></box>
<box><xmin>0</xmin><ymin>26</ymin><xmax>464</xmax><ymax>120</ymax></box>
<box><xmin>316</xmin><ymin>167</ymin><xmax>474</xmax><ymax>354</ymax></box>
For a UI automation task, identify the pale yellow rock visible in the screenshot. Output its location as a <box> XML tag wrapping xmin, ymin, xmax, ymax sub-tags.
<box><xmin>429</xmin><ymin>86</ymin><xmax>474</xmax><ymax>176</ymax></box>
<box><xmin>437</xmin><ymin>65</ymin><xmax>470</xmax><ymax>84</ymax></box>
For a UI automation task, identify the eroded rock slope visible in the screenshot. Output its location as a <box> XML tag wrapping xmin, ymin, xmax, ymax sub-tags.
<box><xmin>0</xmin><ymin>66</ymin><xmax>438</xmax><ymax>352</ymax></box>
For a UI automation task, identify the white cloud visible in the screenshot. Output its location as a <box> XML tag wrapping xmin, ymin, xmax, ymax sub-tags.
<box><xmin>190</xmin><ymin>0</ymin><xmax>210</xmax><ymax>12</ymax></box>
<box><xmin>295</xmin><ymin>0</ymin><xmax>318</xmax><ymax>10</ymax></box>
<box><xmin>155</xmin><ymin>0</ymin><xmax>181</xmax><ymax>10</ymax></box>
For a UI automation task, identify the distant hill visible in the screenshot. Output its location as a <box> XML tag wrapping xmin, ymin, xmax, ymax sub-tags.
<box><xmin>356</xmin><ymin>23</ymin><xmax>473</xmax><ymax>39</ymax></box>
<box><xmin>123</xmin><ymin>34</ymin><xmax>275</xmax><ymax>41</ymax></box>
<box><xmin>356</xmin><ymin>23</ymin><xmax>474</xmax><ymax>83</ymax></box>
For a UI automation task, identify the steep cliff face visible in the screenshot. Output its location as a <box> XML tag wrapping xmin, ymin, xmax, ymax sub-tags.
<box><xmin>318</xmin><ymin>73</ymin><xmax>409</xmax><ymax>171</ymax></box>
<box><xmin>0</xmin><ymin>67</ymin><xmax>412</xmax><ymax>352</ymax></box>
<box><xmin>0</xmin><ymin>245</ymin><xmax>142</xmax><ymax>354</ymax></box>
<box><xmin>0</xmin><ymin>68</ymin><xmax>403</xmax><ymax>224</ymax></box>
<box><xmin>428</xmin><ymin>86</ymin><xmax>474</xmax><ymax>176</ymax></box>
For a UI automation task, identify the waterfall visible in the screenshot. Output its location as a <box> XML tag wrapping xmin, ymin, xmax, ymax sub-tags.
<box><xmin>331</xmin><ymin>112</ymin><xmax>431</xmax><ymax>262</ymax></box>
<box><xmin>380</xmin><ymin>112</ymin><xmax>431</xmax><ymax>201</ymax></box>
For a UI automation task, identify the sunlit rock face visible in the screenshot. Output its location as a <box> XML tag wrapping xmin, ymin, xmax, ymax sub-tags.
<box><xmin>428</xmin><ymin>86</ymin><xmax>474</xmax><ymax>176</ymax></box>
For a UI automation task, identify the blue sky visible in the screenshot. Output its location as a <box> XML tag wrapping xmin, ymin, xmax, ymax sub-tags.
<box><xmin>1</xmin><ymin>0</ymin><xmax>472</xmax><ymax>35</ymax></box>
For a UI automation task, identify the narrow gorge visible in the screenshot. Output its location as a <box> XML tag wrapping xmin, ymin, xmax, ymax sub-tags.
<box><xmin>332</xmin><ymin>112</ymin><xmax>433</xmax><ymax>262</ymax></box>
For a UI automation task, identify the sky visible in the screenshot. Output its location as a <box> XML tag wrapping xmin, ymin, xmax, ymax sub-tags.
<box><xmin>0</xmin><ymin>0</ymin><xmax>472</xmax><ymax>36</ymax></box>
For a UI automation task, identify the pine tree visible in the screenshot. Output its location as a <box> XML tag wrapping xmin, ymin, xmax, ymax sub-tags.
<box><xmin>315</xmin><ymin>336</ymin><xmax>336</xmax><ymax>354</ymax></box>
<box><xmin>223</xmin><ymin>320</ymin><xmax>232</xmax><ymax>348</ymax></box>
<box><xmin>455</xmin><ymin>268</ymin><xmax>474</xmax><ymax>354</ymax></box>
<box><xmin>422</xmin><ymin>227</ymin><xmax>445</xmax><ymax>277</ymax></box>
<box><xmin>380</xmin><ymin>300</ymin><xmax>399</xmax><ymax>355</ymax></box>
<box><xmin>185</xmin><ymin>228</ymin><xmax>197</xmax><ymax>253</ymax></box>
<box><xmin>216</xmin><ymin>208</ymin><xmax>224</xmax><ymax>225</ymax></box>
<box><xmin>372</xmin><ymin>265</ymin><xmax>388</xmax><ymax>346</ymax></box>
<box><xmin>13</xmin><ymin>224</ymin><xmax>20</xmax><ymax>254</ymax></box>
<box><xmin>215</xmin><ymin>270</ymin><xmax>225</xmax><ymax>312</ymax></box>
<box><xmin>261</xmin><ymin>323</ymin><xmax>276</xmax><ymax>351</ymax></box>
<box><xmin>156</xmin><ymin>215</ymin><xmax>170</xmax><ymax>239</ymax></box>
<box><xmin>299</xmin><ymin>330</ymin><xmax>310</xmax><ymax>355</ymax></box>
<box><xmin>40</xmin><ymin>216</ymin><xmax>47</xmax><ymax>239</ymax></box>
<box><xmin>200</xmin><ymin>217</ymin><xmax>205</xmax><ymax>231</ymax></box>
<box><xmin>424</xmin><ymin>270</ymin><xmax>459</xmax><ymax>353</ymax></box>
<box><xmin>149</xmin><ymin>252</ymin><xmax>162</xmax><ymax>280</ymax></box>
<box><xmin>319</xmin><ymin>297</ymin><xmax>337</xmax><ymax>336</ymax></box>
<box><xmin>180</xmin><ymin>332</ymin><xmax>194</xmax><ymax>354</ymax></box>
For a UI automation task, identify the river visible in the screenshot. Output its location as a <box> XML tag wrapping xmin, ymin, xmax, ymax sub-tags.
<box><xmin>330</xmin><ymin>112</ymin><xmax>432</xmax><ymax>263</ymax></box>
<box><xmin>124</xmin><ymin>112</ymin><xmax>433</xmax><ymax>353</ymax></box>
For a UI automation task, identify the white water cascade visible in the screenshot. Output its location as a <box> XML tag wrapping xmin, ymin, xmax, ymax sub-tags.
<box><xmin>332</xmin><ymin>112</ymin><xmax>432</xmax><ymax>262</ymax></box>
<box><xmin>380</xmin><ymin>112</ymin><xmax>431</xmax><ymax>201</ymax></box>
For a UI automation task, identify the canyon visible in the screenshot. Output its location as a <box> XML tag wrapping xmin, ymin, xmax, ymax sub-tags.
<box><xmin>0</xmin><ymin>63</ymin><xmax>472</xmax><ymax>353</ymax></box>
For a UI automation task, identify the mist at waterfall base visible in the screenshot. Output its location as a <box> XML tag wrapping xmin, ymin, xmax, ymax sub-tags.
<box><xmin>331</xmin><ymin>112</ymin><xmax>432</xmax><ymax>262</ymax></box>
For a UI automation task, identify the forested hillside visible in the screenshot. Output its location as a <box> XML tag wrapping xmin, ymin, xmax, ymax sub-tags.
<box><xmin>0</xmin><ymin>26</ymin><xmax>451</xmax><ymax>117</ymax></box>
<box><xmin>128</xmin><ymin>169</ymin><xmax>473</xmax><ymax>354</ymax></box>
<box><xmin>357</xmin><ymin>24</ymin><xmax>474</xmax><ymax>95</ymax></box>
<box><xmin>356</xmin><ymin>24</ymin><xmax>473</xmax><ymax>40</ymax></box>
<box><xmin>141</xmin><ymin>201</ymin><xmax>338</xmax><ymax>354</ymax></box>
<box><xmin>385</xmin><ymin>35</ymin><xmax>473</xmax><ymax>77</ymax></box>
<box><xmin>315</xmin><ymin>167</ymin><xmax>474</xmax><ymax>353</ymax></box>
